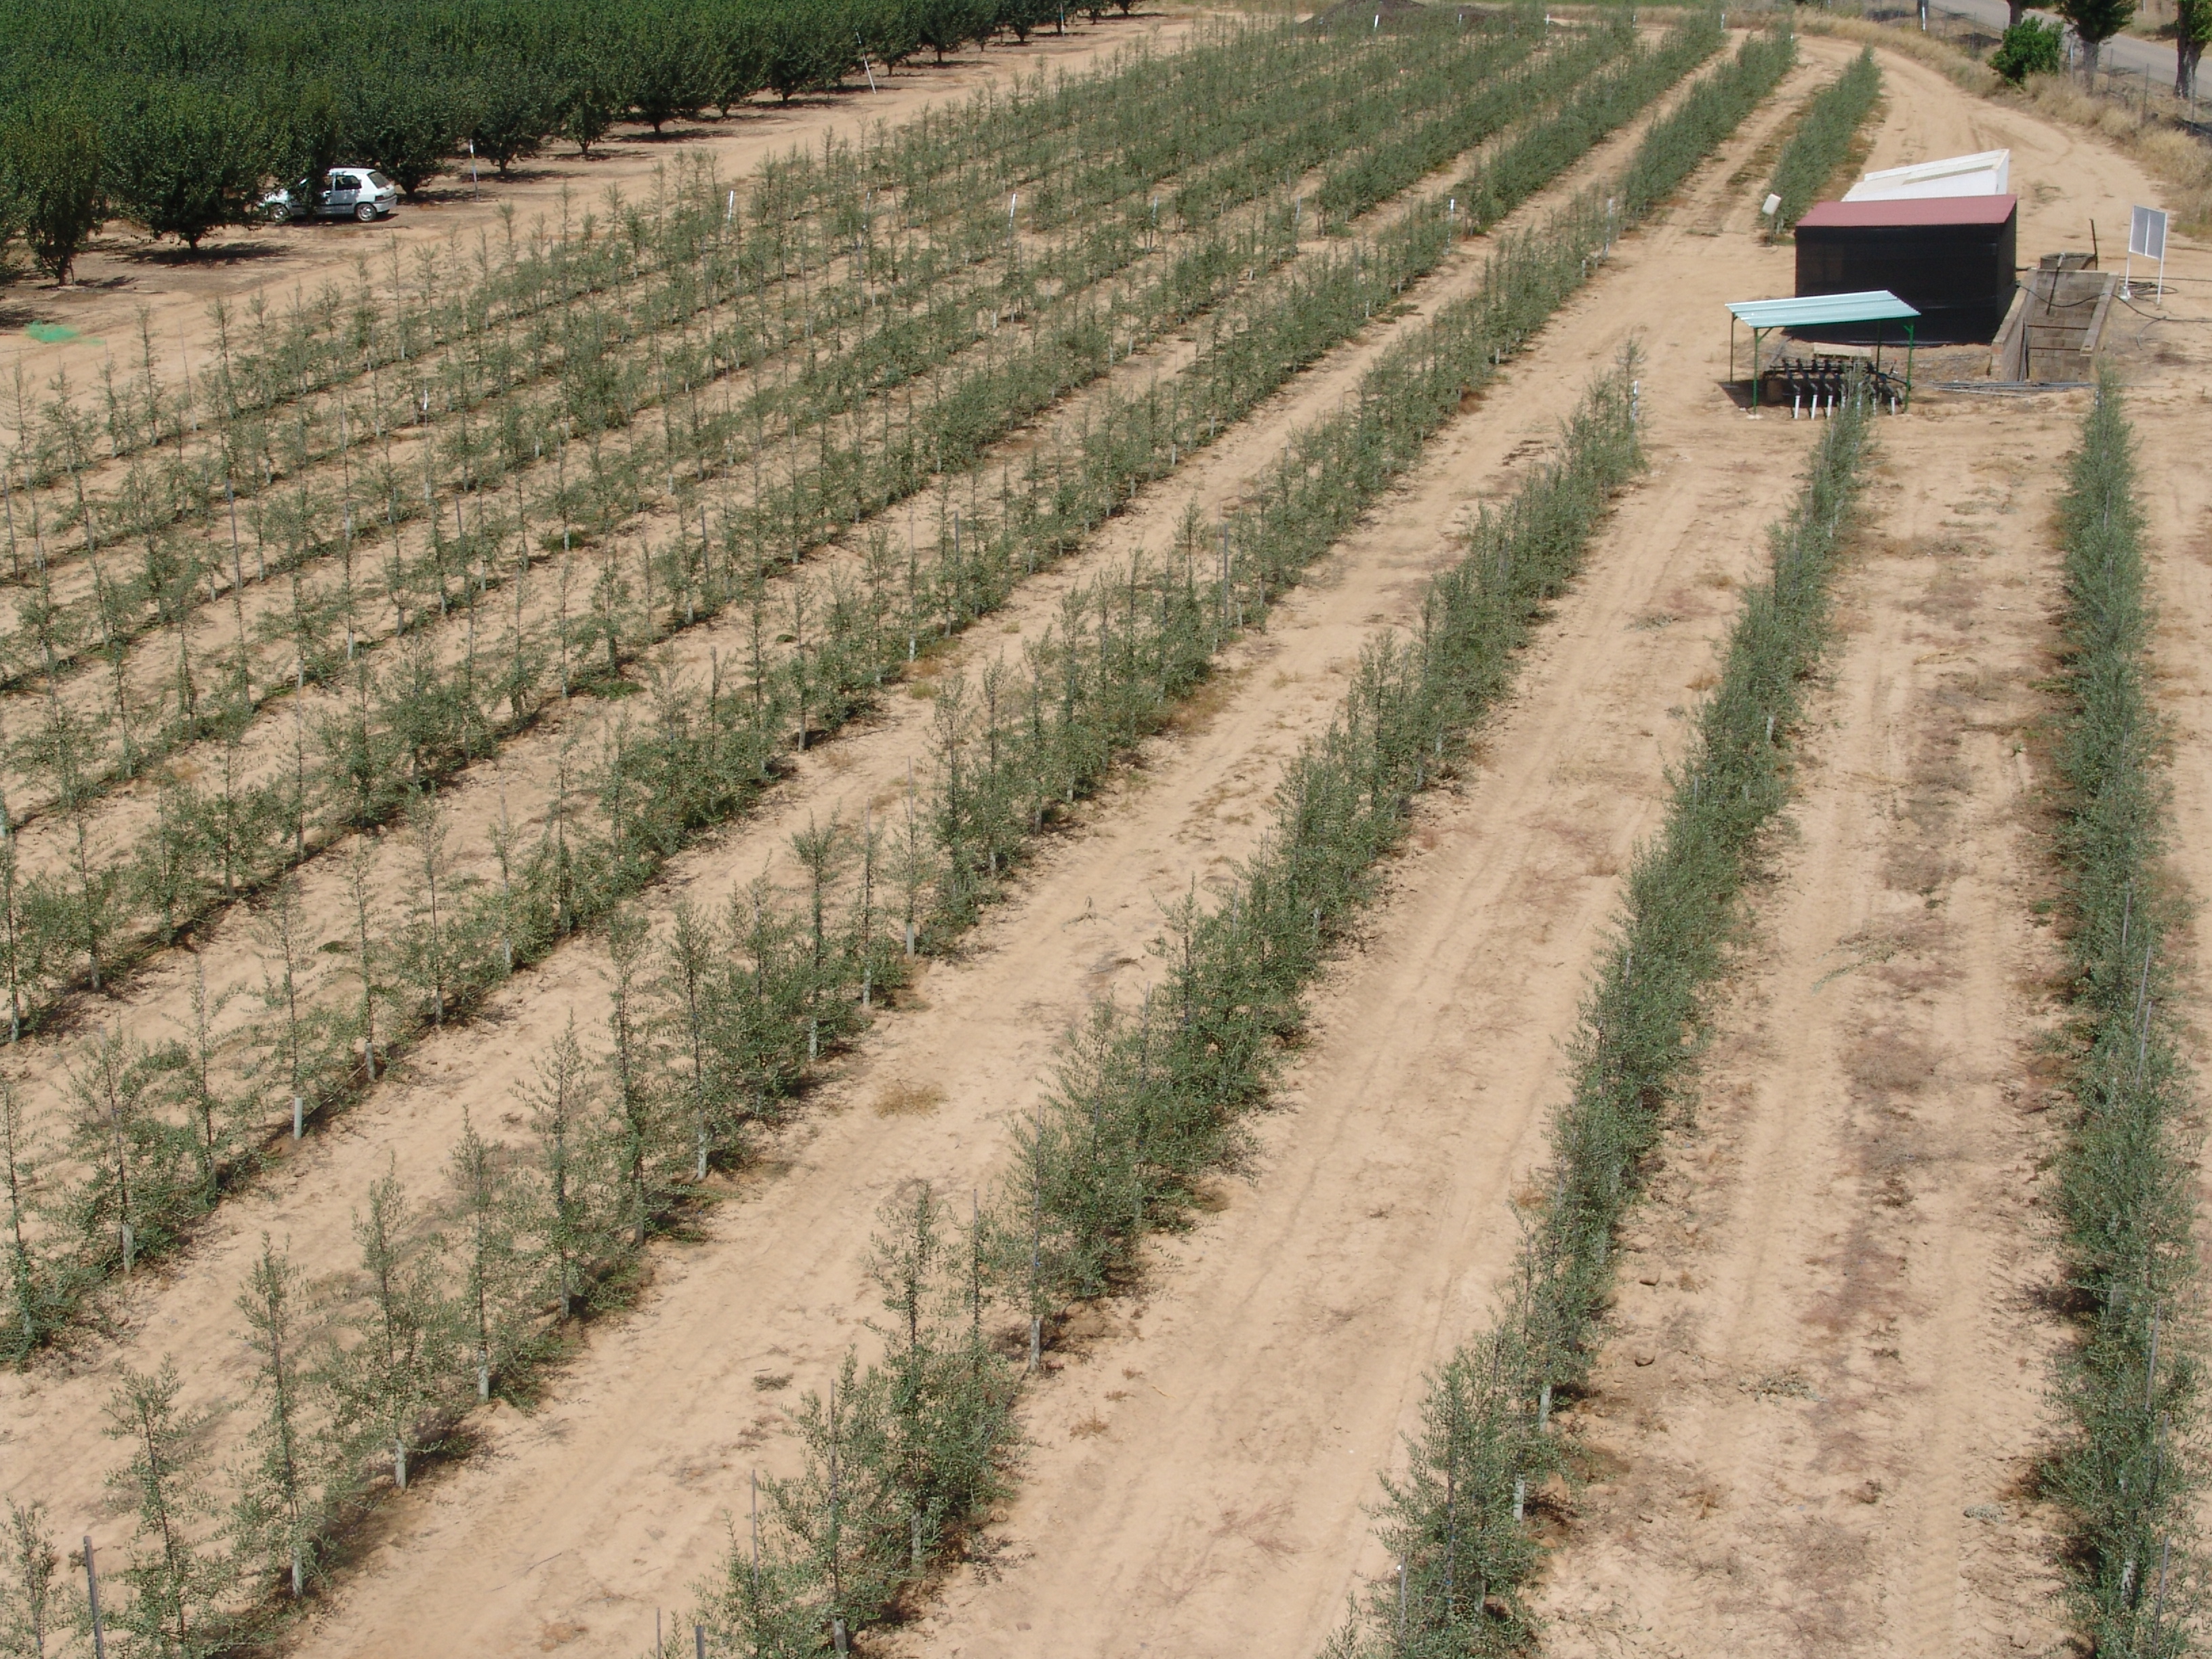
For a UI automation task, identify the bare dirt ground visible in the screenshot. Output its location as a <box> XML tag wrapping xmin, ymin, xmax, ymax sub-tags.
<box><xmin>0</xmin><ymin>14</ymin><xmax>1499</xmax><ymax>1229</ymax></box>
<box><xmin>0</xmin><ymin>23</ymin><xmax>1773</xmax><ymax>1658</ymax></box>
<box><xmin>1535</xmin><ymin>393</ymin><xmax>2076</xmax><ymax>1659</ymax></box>
<box><xmin>892</xmin><ymin>43</ymin><xmax>2212</xmax><ymax>1659</ymax></box>
<box><xmin>7</xmin><ymin>22</ymin><xmax>2210</xmax><ymax>1659</ymax></box>
<box><xmin>1522</xmin><ymin>49</ymin><xmax>2212</xmax><ymax>1659</ymax></box>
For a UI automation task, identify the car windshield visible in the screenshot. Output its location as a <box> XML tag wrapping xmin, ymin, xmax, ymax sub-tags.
<box><xmin>368</xmin><ymin>172</ymin><xmax>394</xmax><ymax>190</ymax></box>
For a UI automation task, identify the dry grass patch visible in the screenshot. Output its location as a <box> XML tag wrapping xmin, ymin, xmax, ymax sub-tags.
<box><xmin>872</xmin><ymin>1078</ymin><xmax>946</xmax><ymax>1117</ymax></box>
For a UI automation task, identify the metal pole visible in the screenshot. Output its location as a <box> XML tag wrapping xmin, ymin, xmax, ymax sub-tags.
<box><xmin>85</xmin><ymin>1538</ymin><xmax>107</xmax><ymax>1659</ymax></box>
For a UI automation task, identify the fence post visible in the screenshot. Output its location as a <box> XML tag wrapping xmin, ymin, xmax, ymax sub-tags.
<box><xmin>84</xmin><ymin>1538</ymin><xmax>106</xmax><ymax>1659</ymax></box>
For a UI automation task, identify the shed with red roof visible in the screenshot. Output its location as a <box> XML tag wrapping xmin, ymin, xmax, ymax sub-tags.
<box><xmin>1794</xmin><ymin>195</ymin><xmax>2018</xmax><ymax>344</ymax></box>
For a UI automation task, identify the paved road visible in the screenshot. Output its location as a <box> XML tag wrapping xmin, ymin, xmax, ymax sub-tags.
<box><xmin>1919</xmin><ymin>0</ymin><xmax>2186</xmax><ymax>92</ymax></box>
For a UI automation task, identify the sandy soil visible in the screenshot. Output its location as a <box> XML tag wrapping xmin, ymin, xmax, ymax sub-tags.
<box><xmin>1534</xmin><ymin>392</ymin><xmax>2076</xmax><ymax>1659</ymax></box>
<box><xmin>7</xmin><ymin>20</ymin><xmax>2209</xmax><ymax>1659</ymax></box>
<box><xmin>0</xmin><ymin>27</ymin><xmax>1488</xmax><ymax>1194</ymax></box>
<box><xmin>890</xmin><ymin>41</ymin><xmax>2212</xmax><ymax>1659</ymax></box>
<box><xmin>0</xmin><ymin>22</ymin><xmax>1759</xmax><ymax>1655</ymax></box>
<box><xmin>1517</xmin><ymin>49</ymin><xmax>2212</xmax><ymax>1659</ymax></box>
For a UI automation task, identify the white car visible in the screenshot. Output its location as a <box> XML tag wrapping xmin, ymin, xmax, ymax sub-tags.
<box><xmin>261</xmin><ymin>168</ymin><xmax>400</xmax><ymax>224</ymax></box>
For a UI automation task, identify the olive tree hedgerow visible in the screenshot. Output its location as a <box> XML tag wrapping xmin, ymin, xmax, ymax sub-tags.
<box><xmin>2045</xmin><ymin>374</ymin><xmax>2203</xmax><ymax>1658</ymax></box>
<box><xmin>1334</xmin><ymin>374</ymin><xmax>1876</xmax><ymax>1659</ymax></box>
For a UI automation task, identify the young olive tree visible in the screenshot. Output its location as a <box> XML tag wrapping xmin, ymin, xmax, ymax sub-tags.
<box><xmin>103</xmin><ymin>1361</ymin><xmax>228</xmax><ymax>1657</ymax></box>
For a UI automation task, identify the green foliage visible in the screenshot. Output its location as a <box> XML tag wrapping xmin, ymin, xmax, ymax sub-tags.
<box><xmin>1</xmin><ymin>1079</ymin><xmax>66</xmax><ymax>1364</ymax></box>
<box><xmin>464</xmin><ymin>72</ymin><xmax>553</xmax><ymax>175</ymax></box>
<box><xmin>1</xmin><ymin>1499</ymin><xmax>73</xmax><ymax>1659</ymax></box>
<box><xmin>1616</xmin><ymin>20</ymin><xmax>1796</xmax><ymax>222</ymax></box>
<box><xmin>0</xmin><ymin>98</ymin><xmax>103</xmax><ymax>283</ymax></box>
<box><xmin>1334</xmin><ymin>375</ymin><xmax>1874</xmax><ymax>1658</ymax></box>
<box><xmin>445</xmin><ymin>1111</ymin><xmax>535</xmax><ymax>1400</ymax></box>
<box><xmin>1992</xmin><ymin>18</ymin><xmax>2064</xmax><ymax>83</ymax></box>
<box><xmin>759</xmin><ymin>1</ymin><xmax>861</xmax><ymax>102</ymax></box>
<box><xmin>104</xmin><ymin>81</ymin><xmax>272</xmax><ymax>249</ymax></box>
<box><xmin>2045</xmin><ymin>374</ymin><xmax>2203</xmax><ymax>1656</ymax></box>
<box><xmin>104</xmin><ymin>1360</ymin><xmax>230</xmax><ymax>1658</ymax></box>
<box><xmin>230</xmin><ymin>1237</ymin><xmax>335</xmax><ymax>1601</ymax></box>
<box><xmin>9</xmin><ymin>22</ymin><xmax>1786</xmax><ymax>1641</ymax></box>
<box><xmin>1762</xmin><ymin>47</ymin><xmax>1880</xmax><ymax>237</ymax></box>
<box><xmin>628</xmin><ymin>9</ymin><xmax>718</xmax><ymax>132</ymax></box>
<box><xmin>327</xmin><ymin>1166</ymin><xmax>452</xmax><ymax>1493</ymax></box>
<box><xmin>2179</xmin><ymin>0</ymin><xmax>2209</xmax><ymax>100</ymax></box>
<box><xmin>1452</xmin><ymin>13</ymin><xmax>1725</xmax><ymax>232</ymax></box>
<box><xmin>2057</xmin><ymin>0</ymin><xmax>2137</xmax><ymax>49</ymax></box>
<box><xmin>343</xmin><ymin>67</ymin><xmax>465</xmax><ymax>197</ymax></box>
<box><xmin>691</xmin><ymin>1183</ymin><xmax>1019</xmax><ymax>1646</ymax></box>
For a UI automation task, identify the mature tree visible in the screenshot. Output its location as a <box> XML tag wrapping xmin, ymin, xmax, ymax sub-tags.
<box><xmin>762</xmin><ymin>2</ymin><xmax>859</xmax><ymax>102</ymax></box>
<box><xmin>912</xmin><ymin>0</ymin><xmax>996</xmax><ymax>64</ymax></box>
<box><xmin>464</xmin><ymin>73</ymin><xmax>552</xmax><ymax>176</ymax></box>
<box><xmin>556</xmin><ymin>60</ymin><xmax>623</xmax><ymax>157</ymax></box>
<box><xmin>2179</xmin><ymin>0</ymin><xmax>2210</xmax><ymax>98</ymax></box>
<box><xmin>711</xmin><ymin>18</ymin><xmax>771</xmax><ymax>115</ymax></box>
<box><xmin>343</xmin><ymin>64</ymin><xmax>461</xmax><ymax>197</ymax></box>
<box><xmin>106</xmin><ymin>81</ymin><xmax>272</xmax><ymax>250</ymax></box>
<box><xmin>628</xmin><ymin>17</ymin><xmax>716</xmax><ymax>132</ymax></box>
<box><xmin>2056</xmin><ymin>0</ymin><xmax>2137</xmax><ymax>81</ymax></box>
<box><xmin>0</xmin><ymin>99</ymin><xmax>104</xmax><ymax>283</ymax></box>
<box><xmin>996</xmin><ymin>0</ymin><xmax>1061</xmax><ymax>45</ymax></box>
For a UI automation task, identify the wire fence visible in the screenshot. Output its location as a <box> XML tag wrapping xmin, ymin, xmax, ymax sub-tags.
<box><xmin>1853</xmin><ymin>1</ymin><xmax>2209</xmax><ymax>135</ymax></box>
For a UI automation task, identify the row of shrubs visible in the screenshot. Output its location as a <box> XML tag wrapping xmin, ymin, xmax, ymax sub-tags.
<box><xmin>1333</xmin><ymin>378</ymin><xmax>1875</xmax><ymax>1654</ymax></box>
<box><xmin>672</xmin><ymin>24</ymin><xmax>1806</xmax><ymax>1652</ymax></box>
<box><xmin>1763</xmin><ymin>45</ymin><xmax>1880</xmax><ymax>235</ymax></box>
<box><xmin>2046</xmin><ymin>375</ymin><xmax>2201</xmax><ymax>1656</ymax></box>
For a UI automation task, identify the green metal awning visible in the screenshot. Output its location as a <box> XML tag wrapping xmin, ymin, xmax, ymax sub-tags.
<box><xmin>1726</xmin><ymin>290</ymin><xmax>1920</xmax><ymax>329</ymax></box>
<box><xmin>1727</xmin><ymin>291</ymin><xmax>1919</xmax><ymax>410</ymax></box>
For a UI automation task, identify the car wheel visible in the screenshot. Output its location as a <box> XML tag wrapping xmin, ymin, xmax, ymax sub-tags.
<box><xmin>261</xmin><ymin>203</ymin><xmax>293</xmax><ymax>225</ymax></box>
<box><xmin>355</xmin><ymin>203</ymin><xmax>380</xmax><ymax>223</ymax></box>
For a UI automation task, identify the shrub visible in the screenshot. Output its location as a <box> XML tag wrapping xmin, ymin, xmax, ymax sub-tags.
<box><xmin>2045</xmin><ymin>373</ymin><xmax>2203</xmax><ymax>1656</ymax></box>
<box><xmin>1992</xmin><ymin>18</ymin><xmax>2064</xmax><ymax>83</ymax></box>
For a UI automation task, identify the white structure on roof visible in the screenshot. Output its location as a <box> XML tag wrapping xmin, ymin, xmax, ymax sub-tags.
<box><xmin>1843</xmin><ymin>149</ymin><xmax>2011</xmax><ymax>202</ymax></box>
